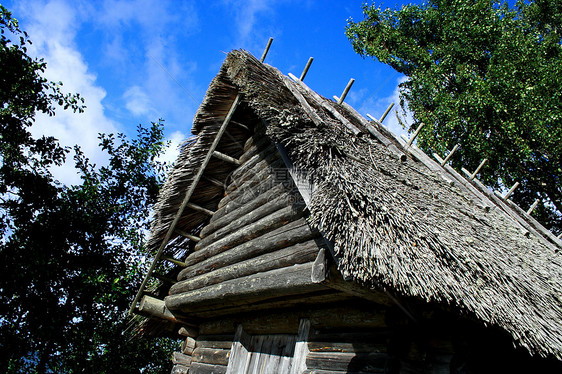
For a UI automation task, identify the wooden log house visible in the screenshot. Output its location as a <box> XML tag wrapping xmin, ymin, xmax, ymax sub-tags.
<box><xmin>132</xmin><ymin>50</ymin><xmax>562</xmax><ymax>374</ymax></box>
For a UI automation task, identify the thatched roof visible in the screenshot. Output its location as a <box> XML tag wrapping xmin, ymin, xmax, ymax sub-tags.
<box><xmin>148</xmin><ymin>50</ymin><xmax>562</xmax><ymax>359</ymax></box>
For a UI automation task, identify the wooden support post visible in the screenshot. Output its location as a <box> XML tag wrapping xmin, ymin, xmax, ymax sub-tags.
<box><xmin>495</xmin><ymin>182</ymin><xmax>520</xmax><ymax>201</ymax></box>
<box><xmin>161</xmin><ymin>255</ymin><xmax>187</xmax><ymax>267</ymax></box>
<box><xmin>557</xmin><ymin>232</ymin><xmax>562</xmax><ymax>240</ymax></box>
<box><xmin>186</xmin><ymin>202</ymin><xmax>215</xmax><ymax>216</ymax></box>
<box><xmin>299</xmin><ymin>57</ymin><xmax>314</xmax><ymax>81</ymax></box>
<box><xmin>527</xmin><ymin>199</ymin><xmax>540</xmax><ymax>215</ymax></box>
<box><xmin>175</xmin><ymin>229</ymin><xmax>201</xmax><ymax>243</ymax></box>
<box><xmin>441</xmin><ymin>144</ymin><xmax>460</xmax><ymax>166</ymax></box>
<box><xmin>462</xmin><ymin>159</ymin><xmax>488</xmax><ymax>181</ymax></box>
<box><xmin>405</xmin><ymin>122</ymin><xmax>425</xmax><ymax>147</ymax></box>
<box><xmin>138</xmin><ymin>295</ymin><xmax>180</xmax><ymax>323</ymax></box>
<box><xmin>337</xmin><ymin>78</ymin><xmax>355</xmax><ymax>104</ymax></box>
<box><xmin>213</xmin><ymin>150</ymin><xmax>241</xmax><ymax>165</ymax></box>
<box><xmin>379</xmin><ymin>102</ymin><xmax>395</xmax><ymax>123</ymax></box>
<box><xmin>260</xmin><ymin>37</ymin><xmax>273</xmax><ymax>63</ymax></box>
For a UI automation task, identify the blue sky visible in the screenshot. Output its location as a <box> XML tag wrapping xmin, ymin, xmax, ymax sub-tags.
<box><xmin>4</xmin><ymin>0</ymin><xmax>421</xmax><ymax>184</ymax></box>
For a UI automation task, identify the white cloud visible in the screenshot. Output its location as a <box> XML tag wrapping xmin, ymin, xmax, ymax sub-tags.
<box><xmin>124</xmin><ymin>86</ymin><xmax>155</xmax><ymax>117</ymax></box>
<box><xmin>16</xmin><ymin>0</ymin><xmax>119</xmax><ymax>185</ymax></box>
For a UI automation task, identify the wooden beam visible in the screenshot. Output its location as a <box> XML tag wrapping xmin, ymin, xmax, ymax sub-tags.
<box><xmin>170</xmin><ymin>239</ymin><xmax>320</xmax><ymax>294</ymax></box>
<box><xmin>166</xmin><ymin>262</ymin><xmax>325</xmax><ymax>313</ymax></box>
<box><xmin>260</xmin><ymin>37</ymin><xmax>273</xmax><ymax>63</ymax></box>
<box><xmin>337</xmin><ymin>78</ymin><xmax>355</xmax><ymax>104</ymax></box>
<box><xmin>213</xmin><ymin>150</ymin><xmax>241</xmax><ymax>165</ymax></box>
<box><xmin>179</xmin><ymin>218</ymin><xmax>317</xmax><ymax>280</ymax></box>
<box><xmin>175</xmin><ymin>229</ymin><xmax>201</xmax><ymax>242</ymax></box>
<box><xmin>162</xmin><ymin>255</ymin><xmax>187</xmax><ymax>267</ymax></box>
<box><xmin>299</xmin><ymin>57</ymin><xmax>314</xmax><ymax>81</ymax></box>
<box><xmin>379</xmin><ymin>102</ymin><xmax>394</xmax><ymax>123</ymax></box>
<box><xmin>138</xmin><ymin>295</ymin><xmax>180</xmax><ymax>323</ymax></box>
<box><xmin>186</xmin><ymin>202</ymin><xmax>215</xmax><ymax>216</ymax></box>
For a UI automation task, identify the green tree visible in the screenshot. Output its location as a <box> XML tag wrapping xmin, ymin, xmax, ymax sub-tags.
<box><xmin>0</xmin><ymin>5</ymin><xmax>175</xmax><ymax>373</ymax></box>
<box><xmin>346</xmin><ymin>0</ymin><xmax>561</xmax><ymax>233</ymax></box>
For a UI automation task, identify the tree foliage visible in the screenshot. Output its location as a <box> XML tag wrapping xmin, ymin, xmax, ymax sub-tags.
<box><xmin>0</xmin><ymin>5</ymin><xmax>175</xmax><ymax>373</ymax></box>
<box><xmin>346</xmin><ymin>0</ymin><xmax>561</xmax><ymax>233</ymax></box>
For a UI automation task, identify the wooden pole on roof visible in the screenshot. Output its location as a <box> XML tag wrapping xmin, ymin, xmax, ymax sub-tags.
<box><xmin>526</xmin><ymin>199</ymin><xmax>540</xmax><ymax>215</ymax></box>
<box><xmin>260</xmin><ymin>37</ymin><xmax>273</xmax><ymax>62</ymax></box>
<box><xmin>299</xmin><ymin>57</ymin><xmax>314</xmax><ymax>81</ymax></box>
<box><xmin>379</xmin><ymin>102</ymin><xmax>395</xmax><ymax>123</ymax></box>
<box><xmin>495</xmin><ymin>181</ymin><xmax>519</xmax><ymax>201</ymax></box>
<box><xmin>462</xmin><ymin>159</ymin><xmax>488</xmax><ymax>181</ymax></box>
<box><xmin>337</xmin><ymin>78</ymin><xmax>355</xmax><ymax>104</ymax></box>
<box><xmin>406</xmin><ymin>122</ymin><xmax>425</xmax><ymax>147</ymax></box>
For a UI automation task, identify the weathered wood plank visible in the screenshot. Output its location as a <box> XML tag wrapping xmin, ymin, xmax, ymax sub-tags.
<box><xmin>184</xmin><ymin>203</ymin><xmax>305</xmax><ymax>266</ymax></box>
<box><xmin>196</xmin><ymin>191</ymin><xmax>295</xmax><ymax>249</ymax></box>
<box><xmin>170</xmin><ymin>240</ymin><xmax>320</xmax><ymax>293</ymax></box>
<box><xmin>306</xmin><ymin>351</ymin><xmax>387</xmax><ymax>372</ymax></box>
<box><xmin>172</xmin><ymin>352</ymin><xmax>192</xmax><ymax>366</ymax></box>
<box><xmin>192</xmin><ymin>348</ymin><xmax>230</xmax><ymax>366</ymax></box>
<box><xmin>307</xmin><ymin>341</ymin><xmax>387</xmax><ymax>354</ymax></box>
<box><xmin>226</xmin><ymin>325</ymin><xmax>251</xmax><ymax>374</ymax></box>
<box><xmin>290</xmin><ymin>319</ymin><xmax>310</xmax><ymax>374</ymax></box>
<box><xmin>201</xmin><ymin>183</ymin><xmax>290</xmax><ymax>239</ymax></box>
<box><xmin>167</xmin><ymin>262</ymin><xmax>325</xmax><ymax>313</ymax></box>
<box><xmin>195</xmin><ymin>335</ymin><xmax>235</xmax><ymax>350</ymax></box>
<box><xmin>181</xmin><ymin>336</ymin><xmax>196</xmax><ymax>355</ymax></box>
<box><xmin>187</xmin><ymin>290</ymin><xmax>347</xmax><ymax>320</ymax></box>
<box><xmin>170</xmin><ymin>364</ymin><xmax>189</xmax><ymax>374</ymax></box>
<box><xmin>179</xmin><ymin>218</ymin><xmax>316</xmax><ymax>280</ymax></box>
<box><xmin>188</xmin><ymin>362</ymin><xmax>227</xmax><ymax>374</ymax></box>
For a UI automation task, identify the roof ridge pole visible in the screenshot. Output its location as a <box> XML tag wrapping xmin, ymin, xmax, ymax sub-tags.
<box><xmin>127</xmin><ymin>93</ymin><xmax>242</xmax><ymax>316</ymax></box>
<box><xmin>299</xmin><ymin>57</ymin><xmax>314</xmax><ymax>81</ymax></box>
<box><xmin>260</xmin><ymin>37</ymin><xmax>273</xmax><ymax>62</ymax></box>
<box><xmin>379</xmin><ymin>102</ymin><xmax>395</xmax><ymax>123</ymax></box>
<box><xmin>337</xmin><ymin>78</ymin><xmax>355</xmax><ymax>104</ymax></box>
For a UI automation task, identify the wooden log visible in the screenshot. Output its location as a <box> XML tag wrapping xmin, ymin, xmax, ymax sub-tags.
<box><xmin>337</xmin><ymin>78</ymin><xmax>355</xmax><ymax>104</ymax></box>
<box><xmin>172</xmin><ymin>352</ymin><xmax>192</xmax><ymax>366</ymax></box>
<box><xmin>179</xmin><ymin>326</ymin><xmax>200</xmax><ymax>338</ymax></box>
<box><xmin>188</xmin><ymin>362</ymin><xmax>227</xmax><ymax>374</ymax></box>
<box><xmin>229</xmin><ymin>143</ymin><xmax>278</xmax><ymax>185</ymax></box>
<box><xmin>196</xmin><ymin>335</ymin><xmax>235</xmax><ymax>350</ymax></box>
<box><xmin>178</xmin><ymin>218</ymin><xmax>317</xmax><ymax>280</ymax></box>
<box><xmin>222</xmin><ymin>157</ymin><xmax>284</xmax><ymax>204</ymax></box>
<box><xmin>311</xmin><ymin>248</ymin><xmax>328</xmax><ymax>283</ymax></box>
<box><xmin>201</xmin><ymin>183</ymin><xmax>289</xmax><ymax>238</ymax></box>
<box><xmin>171</xmin><ymin>240</ymin><xmax>320</xmax><ymax>294</ymax></box>
<box><xmin>238</xmin><ymin>139</ymin><xmax>274</xmax><ymax>166</ymax></box>
<box><xmin>379</xmin><ymin>102</ymin><xmax>394</xmax><ymax>123</ymax></box>
<box><xmin>192</xmin><ymin>348</ymin><xmax>230</xmax><ymax>366</ymax></box>
<box><xmin>170</xmin><ymin>364</ymin><xmax>189</xmax><ymax>374</ymax></box>
<box><xmin>213</xmin><ymin>150</ymin><xmax>241</xmax><ymax>166</ymax></box>
<box><xmin>181</xmin><ymin>336</ymin><xmax>197</xmax><ymax>355</ymax></box>
<box><xmin>167</xmin><ymin>262</ymin><xmax>325</xmax><ymax>313</ymax></box>
<box><xmin>282</xmin><ymin>74</ymin><xmax>324</xmax><ymax>126</ymax></box>
<box><xmin>183</xmin><ymin>204</ymin><xmax>306</xmax><ymax>267</ymax></box>
<box><xmin>299</xmin><ymin>57</ymin><xmax>314</xmax><ymax>81</ymax></box>
<box><xmin>138</xmin><ymin>295</ymin><xmax>179</xmax><ymax>323</ymax></box>
<box><xmin>306</xmin><ymin>351</ymin><xmax>387</xmax><ymax>372</ymax></box>
<box><xmin>309</xmin><ymin>304</ymin><xmax>388</xmax><ymax>330</ymax></box>
<box><xmin>196</xmin><ymin>191</ymin><xmax>295</xmax><ymax>249</ymax></box>
<box><xmin>317</xmin><ymin>266</ymin><xmax>394</xmax><ymax>307</ymax></box>
<box><xmin>187</xmin><ymin>290</ymin><xmax>347</xmax><ymax>320</ymax></box>
<box><xmin>186</xmin><ymin>202</ymin><xmax>215</xmax><ymax>216</ymax></box>
<box><xmin>214</xmin><ymin>172</ymin><xmax>286</xmax><ymax>224</ymax></box>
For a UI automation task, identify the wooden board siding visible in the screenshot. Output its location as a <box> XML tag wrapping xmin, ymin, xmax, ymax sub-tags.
<box><xmin>165</xmin><ymin>134</ymin><xmax>331</xmax><ymax>317</ymax></box>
